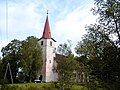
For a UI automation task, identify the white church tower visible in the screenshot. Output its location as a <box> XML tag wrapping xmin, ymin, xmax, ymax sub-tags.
<box><xmin>38</xmin><ymin>13</ymin><xmax>58</xmax><ymax>82</ymax></box>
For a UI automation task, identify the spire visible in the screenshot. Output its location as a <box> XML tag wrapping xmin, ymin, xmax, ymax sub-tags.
<box><xmin>42</xmin><ymin>11</ymin><xmax>51</xmax><ymax>39</ymax></box>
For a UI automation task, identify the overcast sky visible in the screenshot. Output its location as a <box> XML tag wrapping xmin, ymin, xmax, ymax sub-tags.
<box><xmin>0</xmin><ymin>0</ymin><xmax>97</xmax><ymax>57</ymax></box>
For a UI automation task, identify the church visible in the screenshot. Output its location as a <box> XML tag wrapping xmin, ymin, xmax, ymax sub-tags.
<box><xmin>38</xmin><ymin>13</ymin><xmax>58</xmax><ymax>82</ymax></box>
<box><xmin>38</xmin><ymin>13</ymin><xmax>85</xmax><ymax>83</ymax></box>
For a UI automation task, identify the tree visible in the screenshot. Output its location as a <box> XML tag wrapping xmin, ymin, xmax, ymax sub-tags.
<box><xmin>75</xmin><ymin>34</ymin><xmax>100</xmax><ymax>90</ymax></box>
<box><xmin>1</xmin><ymin>39</ymin><xmax>21</xmax><ymax>83</ymax></box>
<box><xmin>57</xmin><ymin>40</ymin><xmax>72</xmax><ymax>56</ymax></box>
<box><xmin>75</xmin><ymin>0</ymin><xmax>120</xmax><ymax>89</ymax></box>
<box><xmin>20</xmin><ymin>36</ymin><xmax>42</xmax><ymax>82</ymax></box>
<box><xmin>92</xmin><ymin>0</ymin><xmax>120</xmax><ymax>46</ymax></box>
<box><xmin>91</xmin><ymin>0</ymin><xmax>120</xmax><ymax>89</ymax></box>
<box><xmin>76</xmin><ymin>25</ymin><xmax>120</xmax><ymax>90</ymax></box>
<box><xmin>57</xmin><ymin>41</ymin><xmax>78</xmax><ymax>90</ymax></box>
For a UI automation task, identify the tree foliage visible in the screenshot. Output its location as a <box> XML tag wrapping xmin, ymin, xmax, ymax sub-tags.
<box><xmin>57</xmin><ymin>41</ymin><xmax>78</xmax><ymax>90</ymax></box>
<box><xmin>92</xmin><ymin>0</ymin><xmax>120</xmax><ymax>46</ymax></box>
<box><xmin>1</xmin><ymin>39</ymin><xmax>21</xmax><ymax>83</ymax></box>
<box><xmin>0</xmin><ymin>36</ymin><xmax>42</xmax><ymax>83</ymax></box>
<box><xmin>21</xmin><ymin>36</ymin><xmax>42</xmax><ymax>82</ymax></box>
<box><xmin>75</xmin><ymin>0</ymin><xmax>120</xmax><ymax>89</ymax></box>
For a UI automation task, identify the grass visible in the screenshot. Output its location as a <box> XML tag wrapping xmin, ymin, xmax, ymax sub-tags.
<box><xmin>72</xmin><ymin>85</ymin><xmax>87</xmax><ymax>90</ymax></box>
<box><xmin>0</xmin><ymin>83</ymin><xmax>87</xmax><ymax>90</ymax></box>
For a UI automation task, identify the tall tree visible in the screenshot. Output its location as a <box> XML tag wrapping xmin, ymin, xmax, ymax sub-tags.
<box><xmin>1</xmin><ymin>39</ymin><xmax>21</xmax><ymax>83</ymax></box>
<box><xmin>21</xmin><ymin>36</ymin><xmax>42</xmax><ymax>82</ymax></box>
<box><xmin>57</xmin><ymin>41</ymin><xmax>78</xmax><ymax>90</ymax></box>
<box><xmin>92</xmin><ymin>1</ymin><xmax>120</xmax><ymax>89</ymax></box>
<box><xmin>75</xmin><ymin>0</ymin><xmax>120</xmax><ymax>89</ymax></box>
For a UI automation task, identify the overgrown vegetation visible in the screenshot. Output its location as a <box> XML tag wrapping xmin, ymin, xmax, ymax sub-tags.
<box><xmin>0</xmin><ymin>83</ymin><xmax>86</xmax><ymax>90</ymax></box>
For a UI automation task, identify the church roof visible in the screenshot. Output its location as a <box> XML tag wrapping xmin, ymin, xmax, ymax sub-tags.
<box><xmin>55</xmin><ymin>54</ymin><xmax>66</xmax><ymax>61</ymax></box>
<box><xmin>42</xmin><ymin>15</ymin><xmax>51</xmax><ymax>39</ymax></box>
<box><xmin>39</xmin><ymin>13</ymin><xmax>56</xmax><ymax>42</ymax></box>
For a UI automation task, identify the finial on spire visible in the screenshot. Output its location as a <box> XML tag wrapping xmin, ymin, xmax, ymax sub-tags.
<box><xmin>47</xmin><ymin>10</ymin><xmax>48</xmax><ymax>15</ymax></box>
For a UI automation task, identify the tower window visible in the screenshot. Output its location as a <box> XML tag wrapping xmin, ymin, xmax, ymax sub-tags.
<box><xmin>41</xmin><ymin>41</ymin><xmax>43</xmax><ymax>45</ymax></box>
<box><xmin>50</xmin><ymin>41</ymin><xmax>52</xmax><ymax>46</ymax></box>
<box><xmin>49</xmin><ymin>60</ymin><xmax>51</xmax><ymax>63</ymax></box>
<box><xmin>53</xmin><ymin>48</ymin><xmax>56</xmax><ymax>53</ymax></box>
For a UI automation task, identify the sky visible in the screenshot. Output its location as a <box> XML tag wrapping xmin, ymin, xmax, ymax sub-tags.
<box><xmin>0</xmin><ymin>0</ymin><xmax>97</xmax><ymax>57</ymax></box>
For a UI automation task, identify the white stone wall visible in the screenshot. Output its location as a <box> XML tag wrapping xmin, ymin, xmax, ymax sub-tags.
<box><xmin>38</xmin><ymin>38</ymin><xmax>58</xmax><ymax>82</ymax></box>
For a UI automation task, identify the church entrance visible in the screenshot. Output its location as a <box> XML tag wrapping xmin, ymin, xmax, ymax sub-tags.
<box><xmin>39</xmin><ymin>75</ymin><xmax>42</xmax><ymax>81</ymax></box>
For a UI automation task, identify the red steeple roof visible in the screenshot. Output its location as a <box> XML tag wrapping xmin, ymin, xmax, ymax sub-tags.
<box><xmin>42</xmin><ymin>15</ymin><xmax>51</xmax><ymax>39</ymax></box>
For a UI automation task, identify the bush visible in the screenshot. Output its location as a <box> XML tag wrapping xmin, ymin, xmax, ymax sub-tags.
<box><xmin>0</xmin><ymin>83</ymin><xmax>56</xmax><ymax>90</ymax></box>
<box><xmin>42</xmin><ymin>83</ymin><xmax>55</xmax><ymax>90</ymax></box>
<box><xmin>1</xmin><ymin>84</ymin><xmax>18</xmax><ymax>90</ymax></box>
<box><xmin>28</xmin><ymin>86</ymin><xmax>41</xmax><ymax>90</ymax></box>
<box><xmin>0</xmin><ymin>83</ymin><xmax>86</xmax><ymax>90</ymax></box>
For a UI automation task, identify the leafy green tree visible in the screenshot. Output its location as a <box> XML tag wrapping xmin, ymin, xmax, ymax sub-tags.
<box><xmin>57</xmin><ymin>40</ymin><xmax>72</xmax><ymax>56</ymax></box>
<box><xmin>21</xmin><ymin>36</ymin><xmax>42</xmax><ymax>82</ymax></box>
<box><xmin>92</xmin><ymin>0</ymin><xmax>120</xmax><ymax>89</ymax></box>
<box><xmin>1</xmin><ymin>39</ymin><xmax>21</xmax><ymax>83</ymax></box>
<box><xmin>76</xmin><ymin>25</ymin><xmax>120</xmax><ymax>90</ymax></box>
<box><xmin>75</xmin><ymin>0</ymin><xmax>120</xmax><ymax>89</ymax></box>
<box><xmin>92</xmin><ymin>0</ymin><xmax>120</xmax><ymax>46</ymax></box>
<box><xmin>75</xmin><ymin>35</ymin><xmax>100</xmax><ymax>90</ymax></box>
<box><xmin>57</xmin><ymin>41</ymin><xmax>78</xmax><ymax>90</ymax></box>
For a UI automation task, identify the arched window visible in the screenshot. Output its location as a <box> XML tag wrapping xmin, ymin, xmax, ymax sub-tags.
<box><xmin>41</xmin><ymin>41</ymin><xmax>43</xmax><ymax>45</ymax></box>
<box><xmin>50</xmin><ymin>41</ymin><xmax>52</xmax><ymax>46</ymax></box>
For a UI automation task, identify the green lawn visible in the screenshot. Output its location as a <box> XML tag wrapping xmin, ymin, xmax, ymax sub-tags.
<box><xmin>0</xmin><ymin>83</ymin><xmax>87</xmax><ymax>90</ymax></box>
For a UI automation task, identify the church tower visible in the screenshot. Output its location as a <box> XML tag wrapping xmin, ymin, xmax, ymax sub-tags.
<box><xmin>38</xmin><ymin>13</ymin><xmax>58</xmax><ymax>82</ymax></box>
